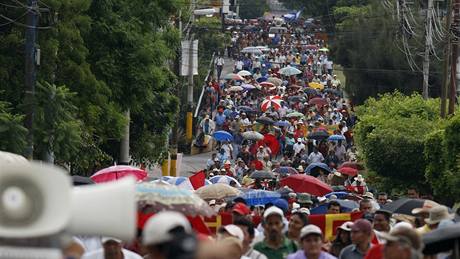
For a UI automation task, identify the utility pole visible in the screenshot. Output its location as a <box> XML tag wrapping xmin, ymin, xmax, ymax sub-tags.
<box><xmin>441</xmin><ymin>0</ymin><xmax>452</xmax><ymax>118</ymax></box>
<box><xmin>166</xmin><ymin>10</ymin><xmax>182</xmax><ymax>177</ymax></box>
<box><xmin>185</xmin><ymin>0</ymin><xmax>196</xmax><ymax>146</ymax></box>
<box><xmin>449</xmin><ymin>0</ymin><xmax>460</xmax><ymax>114</ymax></box>
<box><xmin>422</xmin><ymin>0</ymin><xmax>433</xmax><ymax>99</ymax></box>
<box><xmin>24</xmin><ymin>0</ymin><xmax>39</xmax><ymax>159</ymax></box>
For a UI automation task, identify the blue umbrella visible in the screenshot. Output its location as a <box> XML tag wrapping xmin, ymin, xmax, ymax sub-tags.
<box><xmin>274</xmin><ymin>121</ymin><xmax>291</xmax><ymax>127</ymax></box>
<box><xmin>238</xmin><ymin>106</ymin><xmax>255</xmax><ymax>113</ymax></box>
<box><xmin>305</xmin><ymin>162</ymin><xmax>331</xmax><ymax>175</ymax></box>
<box><xmin>325</xmin><ymin>191</ymin><xmax>349</xmax><ymax>199</ymax></box>
<box><xmin>242</xmin><ymin>190</ymin><xmax>281</xmax><ymax>206</ymax></box>
<box><xmin>310</xmin><ymin>200</ymin><xmax>359</xmax><ymax>214</ymax></box>
<box><xmin>273</xmin><ymin>166</ymin><xmax>298</xmax><ymax>176</ymax></box>
<box><xmin>328</xmin><ymin>135</ymin><xmax>346</xmax><ymax>141</ymax></box>
<box><xmin>212</xmin><ymin>130</ymin><xmax>233</xmax><ymax>142</ymax></box>
<box><xmin>209</xmin><ymin>175</ymin><xmax>241</xmax><ymax>187</ymax></box>
<box><xmin>256</xmin><ymin>76</ymin><xmax>268</xmax><ymax>83</ymax></box>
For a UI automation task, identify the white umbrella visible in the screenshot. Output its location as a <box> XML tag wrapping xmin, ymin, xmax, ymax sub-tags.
<box><xmin>237</xmin><ymin>70</ymin><xmax>252</xmax><ymax>77</ymax></box>
<box><xmin>241</xmin><ymin>47</ymin><xmax>263</xmax><ymax>55</ymax></box>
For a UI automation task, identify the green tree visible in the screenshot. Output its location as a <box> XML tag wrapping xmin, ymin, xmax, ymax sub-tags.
<box><xmin>239</xmin><ymin>0</ymin><xmax>269</xmax><ymax>19</ymax></box>
<box><xmin>354</xmin><ymin>92</ymin><xmax>441</xmax><ymax>194</ymax></box>
<box><xmin>85</xmin><ymin>0</ymin><xmax>180</xmax><ymax>164</ymax></box>
<box><xmin>425</xmin><ymin>114</ymin><xmax>460</xmax><ymax>205</ymax></box>
<box><xmin>0</xmin><ymin>100</ymin><xmax>27</xmax><ymax>154</ymax></box>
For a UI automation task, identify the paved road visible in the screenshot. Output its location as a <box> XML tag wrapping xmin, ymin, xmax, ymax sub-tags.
<box><xmin>179</xmin><ymin>57</ymin><xmax>234</xmax><ymax>176</ymax></box>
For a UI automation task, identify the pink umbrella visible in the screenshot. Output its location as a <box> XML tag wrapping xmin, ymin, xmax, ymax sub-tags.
<box><xmin>91</xmin><ymin>165</ymin><xmax>147</xmax><ymax>183</ymax></box>
<box><xmin>260</xmin><ymin>95</ymin><xmax>282</xmax><ymax>112</ymax></box>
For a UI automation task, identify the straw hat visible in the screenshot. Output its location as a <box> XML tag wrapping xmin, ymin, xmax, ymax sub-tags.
<box><xmin>424</xmin><ymin>205</ymin><xmax>454</xmax><ymax>225</ymax></box>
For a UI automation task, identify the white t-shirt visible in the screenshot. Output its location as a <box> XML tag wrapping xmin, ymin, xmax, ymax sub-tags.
<box><xmin>293</xmin><ymin>142</ymin><xmax>305</xmax><ymax>155</ymax></box>
<box><xmin>82</xmin><ymin>248</ymin><xmax>143</xmax><ymax>259</ymax></box>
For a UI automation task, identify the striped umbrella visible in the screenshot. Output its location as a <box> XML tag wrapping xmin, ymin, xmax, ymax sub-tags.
<box><xmin>161</xmin><ymin>176</ymin><xmax>194</xmax><ymax>190</ymax></box>
<box><xmin>261</xmin><ymin>95</ymin><xmax>282</xmax><ymax>112</ymax></box>
<box><xmin>209</xmin><ymin>175</ymin><xmax>241</xmax><ymax>187</ymax></box>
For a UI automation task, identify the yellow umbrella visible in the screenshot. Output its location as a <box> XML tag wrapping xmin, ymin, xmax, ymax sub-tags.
<box><xmin>309</xmin><ymin>82</ymin><xmax>324</xmax><ymax>90</ymax></box>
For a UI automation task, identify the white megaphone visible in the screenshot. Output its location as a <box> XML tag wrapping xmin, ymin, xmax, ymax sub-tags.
<box><xmin>0</xmin><ymin>162</ymin><xmax>136</xmax><ymax>241</ymax></box>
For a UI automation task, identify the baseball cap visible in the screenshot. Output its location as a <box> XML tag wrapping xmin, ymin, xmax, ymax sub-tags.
<box><xmin>337</xmin><ymin>221</ymin><xmax>353</xmax><ymax>232</ymax></box>
<box><xmin>300</xmin><ymin>225</ymin><xmax>322</xmax><ymax>239</ymax></box>
<box><xmin>143</xmin><ymin>211</ymin><xmax>192</xmax><ymax>245</ymax></box>
<box><xmin>263</xmin><ymin>206</ymin><xmax>284</xmax><ymax>219</ymax></box>
<box><xmin>351</xmin><ymin>219</ymin><xmax>372</xmax><ymax>234</ymax></box>
<box><xmin>233</xmin><ymin>202</ymin><xmax>251</xmax><ymax>215</ymax></box>
<box><xmin>220</xmin><ymin>224</ymin><xmax>244</xmax><ymax>242</ymax></box>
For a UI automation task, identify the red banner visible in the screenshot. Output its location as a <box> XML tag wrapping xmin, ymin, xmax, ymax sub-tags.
<box><xmin>204</xmin><ymin>212</ymin><xmax>363</xmax><ymax>241</ymax></box>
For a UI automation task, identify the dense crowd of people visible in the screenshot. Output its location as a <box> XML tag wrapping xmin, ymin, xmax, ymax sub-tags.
<box><xmin>61</xmin><ymin>14</ymin><xmax>460</xmax><ymax>259</ymax></box>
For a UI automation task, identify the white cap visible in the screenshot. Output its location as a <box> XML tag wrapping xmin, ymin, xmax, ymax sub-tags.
<box><xmin>142</xmin><ymin>211</ymin><xmax>192</xmax><ymax>245</ymax></box>
<box><xmin>300</xmin><ymin>225</ymin><xmax>322</xmax><ymax>239</ymax></box>
<box><xmin>297</xmin><ymin>138</ymin><xmax>302</xmax><ymax>142</ymax></box>
<box><xmin>222</xmin><ymin>224</ymin><xmax>244</xmax><ymax>242</ymax></box>
<box><xmin>263</xmin><ymin>206</ymin><xmax>284</xmax><ymax>219</ymax></box>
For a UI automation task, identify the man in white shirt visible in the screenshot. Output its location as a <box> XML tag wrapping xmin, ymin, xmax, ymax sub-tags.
<box><xmin>293</xmin><ymin>138</ymin><xmax>306</xmax><ymax>156</ymax></box>
<box><xmin>235</xmin><ymin>58</ymin><xmax>244</xmax><ymax>72</ymax></box>
<box><xmin>307</xmin><ymin>147</ymin><xmax>324</xmax><ymax>164</ymax></box>
<box><xmin>216</xmin><ymin>54</ymin><xmax>225</xmax><ymax>80</ymax></box>
<box><xmin>82</xmin><ymin>238</ymin><xmax>142</xmax><ymax>259</ymax></box>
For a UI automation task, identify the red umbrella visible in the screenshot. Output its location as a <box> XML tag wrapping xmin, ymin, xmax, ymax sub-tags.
<box><xmin>280</xmin><ymin>174</ymin><xmax>333</xmax><ymax>196</ymax></box>
<box><xmin>91</xmin><ymin>165</ymin><xmax>147</xmax><ymax>183</ymax></box>
<box><xmin>251</xmin><ymin>160</ymin><xmax>264</xmax><ymax>170</ymax></box>
<box><xmin>259</xmin><ymin>82</ymin><xmax>275</xmax><ymax>88</ymax></box>
<box><xmin>260</xmin><ymin>96</ymin><xmax>282</xmax><ymax>111</ymax></box>
<box><xmin>338</xmin><ymin>167</ymin><xmax>358</xmax><ymax>177</ymax></box>
<box><xmin>340</xmin><ymin>162</ymin><xmax>365</xmax><ymax>170</ymax></box>
<box><xmin>256</xmin><ymin>133</ymin><xmax>280</xmax><ymax>156</ymax></box>
<box><xmin>309</xmin><ymin>97</ymin><xmax>328</xmax><ymax>106</ymax></box>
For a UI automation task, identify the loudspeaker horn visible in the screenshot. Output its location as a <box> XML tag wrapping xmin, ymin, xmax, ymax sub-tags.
<box><xmin>67</xmin><ymin>177</ymin><xmax>137</xmax><ymax>242</ymax></box>
<box><xmin>0</xmin><ymin>162</ymin><xmax>71</xmax><ymax>238</ymax></box>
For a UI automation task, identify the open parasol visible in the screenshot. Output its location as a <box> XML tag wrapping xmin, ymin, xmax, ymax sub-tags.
<box><xmin>195</xmin><ymin>183</ymin><xmax>241</xmax><ymax>200</ymax></box>
<box><xmin>136</xmin><ymin>181</ymin><xmax>214</xmax><ymax>217</ymax></box>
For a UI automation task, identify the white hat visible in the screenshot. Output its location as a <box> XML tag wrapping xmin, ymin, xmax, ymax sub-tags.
<box><xmin>300</xmin><ymin>225</ymin><xmax>322</xmax><ymax>239</ymax></box>
<box><xmin>424</xmin><ymin>206</ymin><xmax>454</xmax><ymax>225</ymax></box>
<box><xmin>337</xmin><ymin>221</ymin><xmax>353</xmax><ymax>232</ymax></box>
<box><xmin>221</xmin><ymin>224</ymin><xmax>244</xmax><ymax>242</ymax></box>
<box><xmin>209</xmin><ymin>199</ymin><xmax>216</xmax><ymax>206</ymax></box>
<box><xmin>142</xmin><ymin>211</ymin><xmax>192</xmax><ymax>245</ymax></box>
<box><xmin>292</xmin><ymin>207</ymin><xmax>310</xmax><ymax>215</ymax></box>
<box><xmin>354</xmin><ymin>174</ymin><xmax>365</xmax><ymax>182</ymax></box>
<box><xmin>263</xmin><ymin>206</ymin><xmax>284</xmax><ymax>219</ymax></box>
<box><xmin>363</xmin><ymin>192</ymin><xmax>374</xmax><ymax>199</ymax></box>
<box><xmin>297</xmin><ymin>138</ymin><xmax>302</xmax><ymax>142</ymax></box>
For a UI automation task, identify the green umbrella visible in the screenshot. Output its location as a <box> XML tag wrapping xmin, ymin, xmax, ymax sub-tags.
<box><xmin>286</xmin><ymin>112</ymin><xmax>305</xmax><ymax>118</ymax></box>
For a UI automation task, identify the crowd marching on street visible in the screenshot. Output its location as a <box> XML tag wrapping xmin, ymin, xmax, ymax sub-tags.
<box><xmin>7</xmin><ymin>12</ymin><xmax>459</xmax><ymax>259</ymax></box>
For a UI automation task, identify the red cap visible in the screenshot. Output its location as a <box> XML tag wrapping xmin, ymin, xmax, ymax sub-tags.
<box><xmin>232</xmin><ymin>202</ymin><xmax>251</xmax><ymax>215</ymax></box>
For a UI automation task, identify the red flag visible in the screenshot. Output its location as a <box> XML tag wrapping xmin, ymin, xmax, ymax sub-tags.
<box><xmin>189</xmin><ymin>170</ymin><xmax>206</xmax><ymax>190</ymax></box>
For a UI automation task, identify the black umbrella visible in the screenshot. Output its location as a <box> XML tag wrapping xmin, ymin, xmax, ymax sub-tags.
<box><xmin>238</xmin><ymin>105</ymin><xmax>255</xmax><ymax>113</ymax></box>
<box><xmin>250</xmin><ymin>170</ymin><xmax>275</xmax><ymax>179</ymax></box>
<box><xmin>381</xmin><ymin>198</ymin><xmax>433</xmax><ymax>215</ymax></box>
<box><xmin>72</xmin><ymin>175</ymin><xmax>94</xmax><ymax>186</ymax></box>
<box><xmin>288</xmin><ymin>95</ymin><xmax>305</xmax><ymax>103</ymax></box>
<box><xmin>423</xmin><ymin>223</ymin><xmax>460</xmax><ymax>255</ymax></box>
<box><xmin>256</xmin><ymin>116</ymin><xmax>275</xmax><ymax>125</ymax></box>
<box><xmin>307</xmin><ymin>131</ymin><xmax>330</xmax><ymax>140</ymax></box>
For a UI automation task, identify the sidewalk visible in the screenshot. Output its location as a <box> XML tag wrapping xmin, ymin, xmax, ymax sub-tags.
<box><xmin>179</xmin><ymin>57</ymin><xmax>234</xmax><ymax>176</ymax></box>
